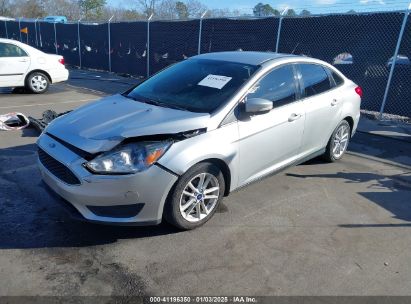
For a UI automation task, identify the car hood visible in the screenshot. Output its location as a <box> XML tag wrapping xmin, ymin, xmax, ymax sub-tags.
<box><xmin>46</xmin><ymin>94</ymin><xmax>210</xmax><ymax>154</ymax></box>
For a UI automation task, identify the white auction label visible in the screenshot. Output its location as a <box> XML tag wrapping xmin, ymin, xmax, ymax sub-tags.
<box><xmin>198</xmin><ymin>74</ymin><xmax>232</xmax><ymax>89</ymax></box>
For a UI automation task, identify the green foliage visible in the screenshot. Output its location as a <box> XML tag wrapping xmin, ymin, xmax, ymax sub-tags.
<box><xmin>253</xmin><ymin>2</ymin><xmax>279</xmax><ymax>17</ymax></box>
<box><xmin>286</xmin><ymin>9</ymin><xmax>296</xmax><ymax>16</ymax></box>
<box><xmin>175</xmin><ymin>1</ymin><xmax>188</xmax><ymax>19</ymax></box>
<box><xmin>300</xmin><ymin>9</ymin><xmax>311</xmax><ymax>16</ymax></box>
<box><xmin>78</xmin><ymin>0</ymin><xmax>106</xmax><ymax>19</ymax></box>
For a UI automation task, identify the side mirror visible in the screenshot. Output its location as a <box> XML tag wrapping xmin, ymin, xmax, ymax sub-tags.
<box><xmin>245</xmin><ymin>98</ymin><xmax>273</xmax><ymax>114</ymax></box>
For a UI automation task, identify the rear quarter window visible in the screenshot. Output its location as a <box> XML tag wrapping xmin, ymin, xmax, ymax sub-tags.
<box><xmin>331</xmin><ymin>70</ymin><xmax>344</xmax><ymax>87</ymax></box>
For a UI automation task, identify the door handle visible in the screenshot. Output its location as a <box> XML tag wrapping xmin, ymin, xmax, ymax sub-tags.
<box><xmin>18</xmin><ymin>59</ymin><xmax>28</xmax><ymax>62</ymax></box>
<box><xmin>331</xmin><ymin>99</ymin><xmax>339</xmax><ymax>106</ymax></box>
<box><xmin>288</xmin><ymin>113</ymin><xmax>302</xmax><ymax>122</ymax></box>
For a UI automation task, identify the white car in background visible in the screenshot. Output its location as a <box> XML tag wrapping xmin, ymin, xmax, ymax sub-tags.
<box><xmin>0</xmin><ymin>38</ymin><xmax>69</xmax><ymax>93</ymax></box>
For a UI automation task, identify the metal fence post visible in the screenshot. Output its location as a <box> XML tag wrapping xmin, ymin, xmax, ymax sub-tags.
<box><xmin>18</xmin><ymin>17</ymin><xmax>22</xmax><ymax>41</ymax></box>
<box><xmin>78</xmin><ymin>19</ymin><xmax>82</xmax><ymax>68</ymax></box>
<box><xmin>38</xmin><ymin>21</ymin><xmax>42</xmax><ymax>47</ymax></box>
<box><xmin>108</xmin><ymin>15</ymin><xmax>114</xmax><ymax>72</ymax></box>
<box><xmin>198</xmin><ymin>10</ymin><xmax>207</xmax><ymax>55</ymax></box>
<box><xmin>147</xmin><ymin>14</ymin><xmax>153</xmax><ymax>78</ymax></box>
<box><xmin>34</xmin><ymin>18</ymin><xmax>38</xmax><ymax>47</ymax></box>
<box><xmin>53</xmin><ymin>22</ymin><xmax>58</xmax><ymax>54</ymax></box>
<box><xmin>4</xmin><ymin>20</ymin><xmax>8</xmax><ymax>39</ymax></box>
<box><xmin>276</xmin><ymin>8</ymin><xmax>288</xmax><ymax>53</ymax></box>
<box><xmin>379</xmin><ymin>2</ymin><xmax>411</xmax><ymax>119</ymax></box>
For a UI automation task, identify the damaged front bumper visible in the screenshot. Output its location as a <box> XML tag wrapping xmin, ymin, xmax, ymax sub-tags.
<box><xmin>37</xmin><ymin>133</ymin><xmax>178</xmax><ymax>225</ymax></box>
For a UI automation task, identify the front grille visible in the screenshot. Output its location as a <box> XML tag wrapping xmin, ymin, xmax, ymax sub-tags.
<box><xmin>38</xmin><ymin>148</ymin><xmax>81</xmax><ymax>185</ymax></box>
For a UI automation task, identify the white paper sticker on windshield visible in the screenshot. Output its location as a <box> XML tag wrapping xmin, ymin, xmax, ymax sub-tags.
<box><xmin>198</xmin><ymin>74</ymin><xmax>232</xmax><ymax>89</ymax></box>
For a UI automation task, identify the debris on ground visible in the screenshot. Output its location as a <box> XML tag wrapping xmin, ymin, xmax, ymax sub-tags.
<box><xmin>0</xmin><ymin>112</ymin><xmax>30</xmax><ymax>131</ymax></box>
<box><xmin>29</xmin><ymin>110</ymin><xmax>70</xmax><ymax>134</ymax></box>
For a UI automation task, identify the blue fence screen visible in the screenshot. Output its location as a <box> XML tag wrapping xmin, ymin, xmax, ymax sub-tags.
<box><xmin>1</xmin><ymin>12</ymin><xmax>410</xmax><ymax>118</ymax></box>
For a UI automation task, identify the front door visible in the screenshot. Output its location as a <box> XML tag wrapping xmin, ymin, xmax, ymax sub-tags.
<box><xmin>237</xmin><ymin>64</ymin><xmax>305</xmax><ymax>186</ymax></box>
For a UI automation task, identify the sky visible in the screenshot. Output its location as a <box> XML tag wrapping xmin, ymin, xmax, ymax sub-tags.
<box><xmin>107</xmin><ymin>0</ymin><xmax>411</xmax><ymax>15</ymax></box>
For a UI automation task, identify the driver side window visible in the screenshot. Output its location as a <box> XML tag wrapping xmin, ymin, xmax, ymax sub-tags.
<box><xmin>247</xmin><ymin>65</ymin><xmax>297</xmax><ymax>108</ymax></box>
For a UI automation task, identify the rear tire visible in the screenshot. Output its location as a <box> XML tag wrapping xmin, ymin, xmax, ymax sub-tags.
<box><xmin>323</xmin><ymin>120</ymin><xmax>351</xmax><ymax>162</ymax></box>
<box><xmin>26</xmin><ymin>72</ymin><xmax>50</xmax><ymax>94</ymax></box>
<box><xmin>163</xmin><ymin>162</ymin><xmax>225</xmax><ymax>230</ymax></box>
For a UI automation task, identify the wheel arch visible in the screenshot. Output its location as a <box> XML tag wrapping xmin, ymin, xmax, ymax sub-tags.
<box><xmin>188</xmin><ymin>158</ymin><xmax>232</xmax><ymax>197</ymax></box>
<box><xmin>342</xmin><ymin>116</ymin><xmax>354</xmax><ymax>136</ymax></box>
<box><xmin>25</xmin><ymin>69</ymin><xmax>52</xmax><ymax>84</ymax></box>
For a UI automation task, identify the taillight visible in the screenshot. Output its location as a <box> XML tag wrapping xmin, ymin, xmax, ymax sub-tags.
<box><xmin>58</xmin><ymin>58</ymin><xmax>65</xmax><ymax>65</ymax></box>
<box><xmin>355</xmin><ymin>86</ymin><xmax>363</xmax><ymax>98</ymax></box>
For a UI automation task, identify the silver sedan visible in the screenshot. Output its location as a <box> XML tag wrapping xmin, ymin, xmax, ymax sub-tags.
<box><xmin>37</xmin><ymin>51</ymin><xmax>361</xmax><ymax>229</ymax></box>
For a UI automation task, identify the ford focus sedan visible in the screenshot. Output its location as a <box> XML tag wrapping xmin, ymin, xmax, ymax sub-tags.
<box><xmin>37</xmin><ymin>52</ymin><xmax>361</xmax><ymax>230</ymax></box>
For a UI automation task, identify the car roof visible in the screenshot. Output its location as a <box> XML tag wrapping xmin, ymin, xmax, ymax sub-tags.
<box><xmin>192</xmin><ymin>51</ymin><xmax>299</xmax><ymax>65</ymax></box>
<box><xmin>0</xmin><ymin>38</ymin><xmax>20</xmax><ymax>44</ymax></box>
<box><xmin>0</xmin><ymin>38</ymin><xmax>44</xmax><ymax>54</ymax></box>
<box><xmin>0</xmin><ymin>38</ymin><xmax>29</xmax><ymax>48</ymax></box>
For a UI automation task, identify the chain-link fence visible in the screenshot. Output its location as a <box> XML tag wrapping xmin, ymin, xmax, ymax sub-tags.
<box><xmin>385</xmin><ymin>14</ymin><xmax>411</xmax><ymax>117</ymax></box>
<box><xmin>1</xmin><ymin>10</ymin><xmax>411</xmax><ymax>119</ymax></box>
<box><xmin>200</xmin><ymin>17</ymin><xmax>279</xmax><ymax>53</ymax></box>
<box><xmin>55</xmin><ymin>23</ymin><xmax>80</xmax><ymax>66</ymax></box>
<box><xmin>278</xmin><ymin>12</ymin><xmax>404</xmax><ymax>114</ymax></box>
<box><xmin>150</xmin><ymin>20</ymin><xmax>200</xmax><ymax>74</ymax></box>
<box><xmin>110</xmin><ymin>21</ymin><xmax>147</xmax><ymax>76</ymax></box>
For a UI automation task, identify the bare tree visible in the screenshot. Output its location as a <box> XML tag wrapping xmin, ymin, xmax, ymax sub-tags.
<box><xmin>11</xmin><ymin>0</ymin><xmax>46</xmax><ymax>18</ymax></box>
<box><xmin>43</xmin><ymin>0</ymin><xmax>81</xmax><ymax>19</ymax></box>
<box><xmin>0</xmin><ymin>0</ymin><xmax>11</xmax><ymax>16</ymax></box>
<box><xmin>186</xmin><ymin>0</ymin><xmax>206</xmax><ymax>18</ymax></box>
<box><xmin>207</xmin><ymin>8</ymin><xmax>239</xmax><ymax>18</ymax></box>
<box><xmin>138</xmin><ymin>0</ymin><xmax>208</xmax><ymax>19</ymax></box>
<box><xmin>137</xmin><ymin>0</ymin><xmax>156</xmax><ymax>17</ymax></box>
<box><xmin>156</xmin><ymin>0</ymin><xmax>175</xmax><ymax>19</ymax></box>
<box><xmin>101</xmin><ymin>6</ymin><xmax>145</xmax><ymax>21</ymax></box>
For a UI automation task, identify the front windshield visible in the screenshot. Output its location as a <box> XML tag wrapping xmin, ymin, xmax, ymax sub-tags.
<box><xmin>126</xmin><ymin>58</ymin><xmax>259</xmax><ymax>113</ymax></box>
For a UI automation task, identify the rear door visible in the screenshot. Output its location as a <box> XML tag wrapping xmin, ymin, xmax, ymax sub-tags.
<box><xmin>297</xmin><ymin>63</ymin><xmax>343</xmax><ymax>154</ymax></box>
<box><xmin>0</xmin><ymin>42</ymin><xmax>31</xmax><ymax>87</ymax></box>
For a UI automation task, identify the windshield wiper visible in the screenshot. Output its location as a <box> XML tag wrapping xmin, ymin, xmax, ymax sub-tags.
<box><xmin>158</xmin><ymin>102</ymin><xmax>190</xmax><ymax>112</ymax></box>
<box><xmin>144</xmin><ymin>98</ymin><xmax>190</xmax><ymax>112</ymax></box>
<box><xmin>123</xmin><ymin>94</ymin><xmax>190</xmax><ymax>112</ymax></box>
<box><xmin>122</xmin><ymin>94</ymin><xmax>153</xmax><ymax>106</ymax></box>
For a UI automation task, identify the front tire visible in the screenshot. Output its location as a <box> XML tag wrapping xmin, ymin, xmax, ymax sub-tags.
<box><xmin>26</xmin><ymin>72</ymin><xmax>50</xmax><ymax>94</ymax></box>
<box><xmin>323</xmin><ymin>120</ymin><xmax>351</xmax><ymax>162</ymax></box>
<box><xmin>164</xmin><ymin>162</ymin><xmax>225</xmax><ymax>230</ymax></box>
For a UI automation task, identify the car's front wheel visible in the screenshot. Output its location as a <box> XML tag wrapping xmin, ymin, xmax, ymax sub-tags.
<box><xmin>26</xmin><ymin>72</ymin><xmax>50</xmax><ymax>94</ymax></box>
<box><xmin>323</xmin><ymin>120</ymin><xmax>351</xmax><ymax>162</ymax></box>
<box><xmin>164</xmin><ymin>162</ymin><xmax>225</xmax><ymax>230</ymax></box>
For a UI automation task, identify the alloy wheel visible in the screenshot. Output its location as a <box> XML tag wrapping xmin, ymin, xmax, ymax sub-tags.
<box><xmin>179</xmin><ymin>172</ymin><xmax>220</xmax><ymax>222</ymax></box>
<box><xmin>332</xmin><ymin>124</ymin><xmax>350</xmax><ymax>158</ymax></box>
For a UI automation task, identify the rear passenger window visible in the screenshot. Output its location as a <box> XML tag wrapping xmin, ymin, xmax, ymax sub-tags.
<box><xmin>331</xmin><ymin>71</ymin><xmax>344</xmax><ymax>86</ymax></box>
<box><xmin>247</xmin><ymin>65</ymin><xmax>297</xmax><ymax>108</ymax></box>
<box><xmin>299</xmin><ymin>64</ymin><xmax>332</xmax><ymax>98</ymax></box>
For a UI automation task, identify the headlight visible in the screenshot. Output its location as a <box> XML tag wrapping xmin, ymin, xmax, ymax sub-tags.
<box><xmin>85</xmin><ymin>141</ymin><xmax>172</xmax><ymax>174</ymax></box>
